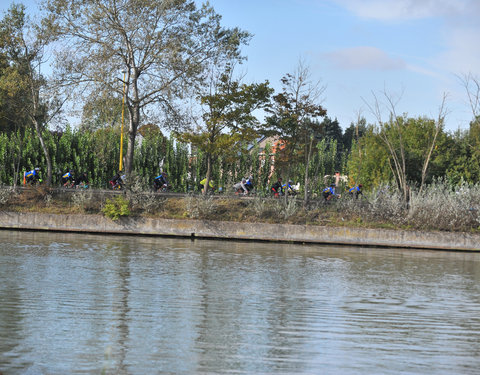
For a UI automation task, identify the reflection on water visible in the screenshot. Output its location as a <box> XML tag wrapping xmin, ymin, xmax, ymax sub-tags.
<box><xmin>0</xmin><ymin>230</ymin><xmax>479</xmax><ymax>375</ymax></box>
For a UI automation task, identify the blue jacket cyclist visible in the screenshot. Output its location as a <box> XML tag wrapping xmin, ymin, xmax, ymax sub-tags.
<box><xmin>62</xmin><ymin>170</ymin><xmax>74</xmax><ymax>186</ymax></box>
<box><xmin>348</xmin><ymin>184</ymin><xmax>363</xmax><ymax>198</ymax></box>
<box><xmin>282</xmin><ymin>180</ymin><xmax>297</xmax><ymax>195</ymax></box>
<box><xmin>25</xmin><ymin>168</ymin><xmax>41</xmax><ymax>184</ymax></box>
<box><xmin>154</xmin><ymin>172</ymin><xmax>168</xmax><ymax>191</ymax></box>
<box><xmin>322</xmin><ymin>183</ymin><xmax>336</xmax><ymax>201</ymax></box>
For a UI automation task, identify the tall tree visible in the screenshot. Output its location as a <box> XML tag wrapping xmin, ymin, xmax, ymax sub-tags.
<box><xmin>175</xmin><ymin>66</ymin><xmax>272</xmax><ymax>194</ymax></box>
<box><xmin>264</xmin><ymin>60</ymin><xmax>327</xmax><ymax>204</ymax></box>
<box><xmin>343</xmin><ymin>117</ymin><xmax>367</xmax><ymax>154</ymax></box>
<box><xmin>43</xmin><ymin>0</ymin><xmax>247</xmax><ymax>176</ymax></box>
<box><xmin>80</xmin><ymin>95</ymin><xmax>123</xmax><ymax>131</ymax></box>
<box><xmin>0</xmin><ymin>3</ymin><xmax>58</xmax><ymax>185</ymax></box>
<box><xmin>458</xmin><ymin>72</ymin><xmax>480</xmax><ymax>125</ymax></box>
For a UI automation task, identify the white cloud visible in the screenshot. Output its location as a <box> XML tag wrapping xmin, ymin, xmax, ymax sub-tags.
<box><xmin>332</xmin><ymin>0</ymin><xmax>469</xmax><ymax>21</ymax></box>
<box><xmin>323</xmin><ymin>46</ymin><xmax>406</xmax><ymax>70</ymax></box>
<box><xmin>436</xmin><ymin>25</ymin><xmax>480</xmax><ymax>74</ymax></box>
<box><xmin>329</xmin><ymin>0</ymin><xmax>480</xmax><ymax>76</ymax></box>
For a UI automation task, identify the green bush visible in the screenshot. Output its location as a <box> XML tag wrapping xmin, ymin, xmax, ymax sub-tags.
<box><xmin>102</xmin><ymin>195</ymin><xmax>130</xmax><ymax>220</ymax></box>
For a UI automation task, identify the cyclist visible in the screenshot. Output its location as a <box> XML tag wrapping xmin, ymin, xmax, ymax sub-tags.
<box><xmin>322</xmin><ymin>183</ymin><xmax>337</xmax><ymax>201</ymax></box>
<box><xmin>62</xmin><ymin>170</ymin><xmax>75</xmax><ymax>187</ymax></box>
<box><xmin>153</xmin><ymin>172</ymin><xmax>169</xmax><ymax>192</ymax></box>
<box><xmin>271</xmin><ymin>177</ymin><xmax>284</xmax><ymax>197</ymax></box>
<box><xmin>74</xmin><ymin>172</ymin><xmax>89</xmax><ymax>189</ymax></box>
<box><xmin>234</xmin><ymin>178</ymin><xmax>250</xmax><ymax>195</ymax></box>
<box><xmin>244</xmin><ymin>175</ymin><xmax>254</xmax><ymax>194</ymax></box>
<box><xmin>24</xmin><ymin>168</ymin><xmax>41</xmax><ymax>185</ymax></box>
<box><xmin>282</xmin><ymin>180</ymin><xmax>297</xmax><ymax>196</ymax></box>
<box><xmin>348</xmin><ymin>184</ymin><xmax>363</xmax><ymax>199</ymax></box>
<box><xmin>110</xmin><ymin>171</ymin><xmax>125</xmax><ymax>190</ymax></box>
<box><xmin>200</xmin><ymin>177</ymin><xmax>214</xmax><ymax>193</ymax></box>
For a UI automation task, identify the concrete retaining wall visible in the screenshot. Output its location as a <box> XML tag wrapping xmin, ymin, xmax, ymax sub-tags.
<box><xmin>0</xmin><ymin>211</ymin><xmax>479</xmax><ymax>251</ymax></box>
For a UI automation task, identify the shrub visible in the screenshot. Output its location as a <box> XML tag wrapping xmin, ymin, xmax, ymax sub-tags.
<box><xmin>71</xmin><ymin>189</ymin><xmax>94</xmax><ymax>212</ymax></box>
<box><xmin>0</xmin><ymin>186</ymin><xmax>14</xmax><ymax>205</ymax></box>
<box><xmin>185</xmin><ymin>195</ymin><xmax>216</xmax><ymax>219</ymax></box>
<box><xmin>102</xmin><ymin>195</ymin><xmax>131</xmax><ymax>221</ymax></box>
<box><xmin>408</xmin><ymin>181</ymin><xmax>480</xmax><ymax>231</ymax></box>
<box><xmin>274</xmin><ymin>198</ymin><xmax>299</xmax><ymax>220</ymax></box>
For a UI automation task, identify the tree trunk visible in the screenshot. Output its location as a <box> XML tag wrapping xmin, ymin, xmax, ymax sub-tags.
<box><xmin>125</xmin><ymin>102</ymin><xmax>140</xmax><ymax>176</ymax></box>
<box><xmin>12</xmin><ymin>132</ymin><xmax>22</xmax><ymax>189</ymax></box>
<box><xmin>203</xmin><ymin>153</ymin><xmax>212</xmax><ymax>195</ymax></box>
<box><xmin>304</xmin><ymin>135</ymin><xmax>314</xmax><ymax>205</ymax></box>
<box><xmin>33</xmin><ymin>119</ymin><xmax>52</xmax><ymax>186</ymax></box>
<box><xmin>124</xmin><ymin>69</ymin><xmax>140</xmax><ymax>177</ymax></box>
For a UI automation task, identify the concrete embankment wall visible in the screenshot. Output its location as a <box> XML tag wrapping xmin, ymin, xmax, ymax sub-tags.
<box><xmin>0</xmin><ymin>211</ymin><xmax>479</xmax><ymax>251</ymax></box>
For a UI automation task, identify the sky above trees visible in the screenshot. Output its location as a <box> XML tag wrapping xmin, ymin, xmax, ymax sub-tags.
<box><xmin>2</xmin><ymin>0</ymin><xmax>479</xmax><ymax>131</ymax></box>
<box><xmin>205</xmin><ymin>0</ymin><xmax>480</xmax><ymax>132</ymax></box>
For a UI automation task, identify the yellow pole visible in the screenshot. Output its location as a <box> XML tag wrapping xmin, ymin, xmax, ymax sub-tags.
<box><xmin>119</xmin><ymin>71</ymin><xmax>126</xmax><ymax>171</ymax></box>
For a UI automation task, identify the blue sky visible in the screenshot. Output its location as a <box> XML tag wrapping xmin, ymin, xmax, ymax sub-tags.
<box><xmin>206</xmin><ymin>0</ymin><xmax>480</xmax><ymax>132</ymax></box>
<box><xmin>2</xmin><ymin>0</ymin><xmax>479</xmax><ymax>132</ymax></box>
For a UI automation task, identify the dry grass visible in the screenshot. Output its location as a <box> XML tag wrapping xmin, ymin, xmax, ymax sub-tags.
<box><xmin>1</xmin><ymin>182</ymin><xmax>479</xmax><ymax>233</ymax></box>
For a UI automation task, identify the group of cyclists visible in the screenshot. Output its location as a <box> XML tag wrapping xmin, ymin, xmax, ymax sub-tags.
<box><xmin>23</xmin><ymin>166</ymin><xmax>363</xmax><ymax>199</ymax></box>
<box><xmin>61</xmin><ymin>170</ymin><xmax>89</xmax><ymax>189</ymax></box>
<box><xmin>23</xmin><ymin>168</ymin><xmax>89</xmax><ymax>188</ymax></box>
<box><xmin>202</xmin><ymin>175</ymin><xmax>362</xmax><ymax>201</ymax></box>
<box><xmin>271</xmin><ymin>177</ymin><xmax>362</xmax><ymax>201</ymax></box>
<box><xmin>320</xmin><ymin>182</ymin><xmax>363</xmax><ymax>201</ymax></box>
<box><xmin>271</xmin><ymin>177</ymin><xmax>298</xmax><ymax>197</ymax></box>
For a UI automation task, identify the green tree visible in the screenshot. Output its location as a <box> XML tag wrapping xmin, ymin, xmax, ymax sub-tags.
<box><xmin>346</xmin><ymin>125</ymin><xmax>391</xmax><ymax>189</ymax></box>
<box><xmin>0</xmin><ymin>3</ymin><xmax>63</xmax><ymax>185</ymax></box>
<box><xmin>263</xmin><ymin>60</ymin><xmax>327</xmax><ymax>203</ymax></box>
<box><xmin>176</xmin><ymin>68</ymin><xmax>272</xmax><ymax>194</ymax></box>
<box><xmin>342</xmin><ymin>117</ymin><xmax>367</xmax><ymax>155</ymax></box>
<box><xmin>364</xmin><ymin>90</ymin><xmax>447</xmax><ymax>202</ymax></box>
<box><xmin>443</xmin><ymin>122</ymin><xmax>480</xmax><ymax>184</ymax></box>
<box><xmin>43</xmin><ymin>0</ymin><xmax>247</xmax><ymax>177</ymax></box>
<box><xmin>347</xmin><ymin>115</ymin><xmax>449</xmax><ymax>190</ymax></box>
<box><xmin>80</xmin><ymin>95</ymin><xmax>123</xmax><ymax>131</ymax></box>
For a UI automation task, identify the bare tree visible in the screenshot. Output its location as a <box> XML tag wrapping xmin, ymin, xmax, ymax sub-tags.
<box><xmin>458</xmin><ymin>72</ymin><xmax>480</xmax><ymax>123</ymax></box>
<box><xmin>363</xmin><ymin>89</ymin><xmax>409</xmax><ymax>203</ymax></box>
<box><xmin>364</xmin><ymin>88</ymin><xmax>447</xmax><ymax>203</ymax></box>
<box><xmin>419</xmin><ymin>93</ymin><xmax>448</xmax><ymax>193</ymax></box>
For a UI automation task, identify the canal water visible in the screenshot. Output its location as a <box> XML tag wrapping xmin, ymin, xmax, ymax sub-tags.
<box><xmin>0</xmin><ymin>230</ymin><xmax>479</xmax><ymax>375</ymax></box>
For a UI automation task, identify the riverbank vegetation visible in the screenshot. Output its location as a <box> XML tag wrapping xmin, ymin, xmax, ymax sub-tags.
<box><xmin>1</xmin><ymin>180</ymin><xmax>479</xmax><ymax>232</ymax></box>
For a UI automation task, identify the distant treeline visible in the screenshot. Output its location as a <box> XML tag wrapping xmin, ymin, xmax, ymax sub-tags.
<box><xmin>1</xmin><ymin>113</ymin><xmax>480</xmax><ymax>193</ymax></box>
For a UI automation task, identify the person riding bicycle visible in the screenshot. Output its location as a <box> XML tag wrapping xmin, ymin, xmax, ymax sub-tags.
<box><xmin>348</xmin><ymin>184</ymin><xmax>363</xmax><ymax>199</ymax></box>
<box><xmin>244</xmin><ymin>175</ymin><xmax>254</xmax><ymax>193</ymax></box>
<box><xmin>24</xmin><ymin>168</ymin><xmax>41</xmax><ymax>185</ymax></box>
<box><xmin>271</xmin><ymin>177</ymin><xmax>284</xmax><ymax>197</ymax></box>
<box><xmin>200</xmin><ymin>177</ymin><xmax>215</xmax><ymax>193</ymax></box>
<box><xmin>110</xmin><ymin>171</ymin><xmax>125</xmax><ymax>190</ymax></box>
<box><xmin>282</xmin><ymin>180</ymin><xmax>297</xmax><ymax>196</ymax></box>
<box><xmin>322</xmin><ymin>183</ymin><xmax>337</xmax><ymax>201</ymax></box>
<box><xmin>234</xmin><ymin>177</ymin><xmax>251</xmax><ymax>195</ymax></box>
<box><xmin>74</xmin><ymin>172</ymin><xmax>89</xmax><ymax>188</ymax></box>
<box><xmin>153</xmin><ymin>172</ymin><xmax>169</xmax><ymax>192</ymax></box>
<box><xmin>62</xmin><ymin>170</ymin><xmax>75</xmax><ymax>187</ymax></box>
